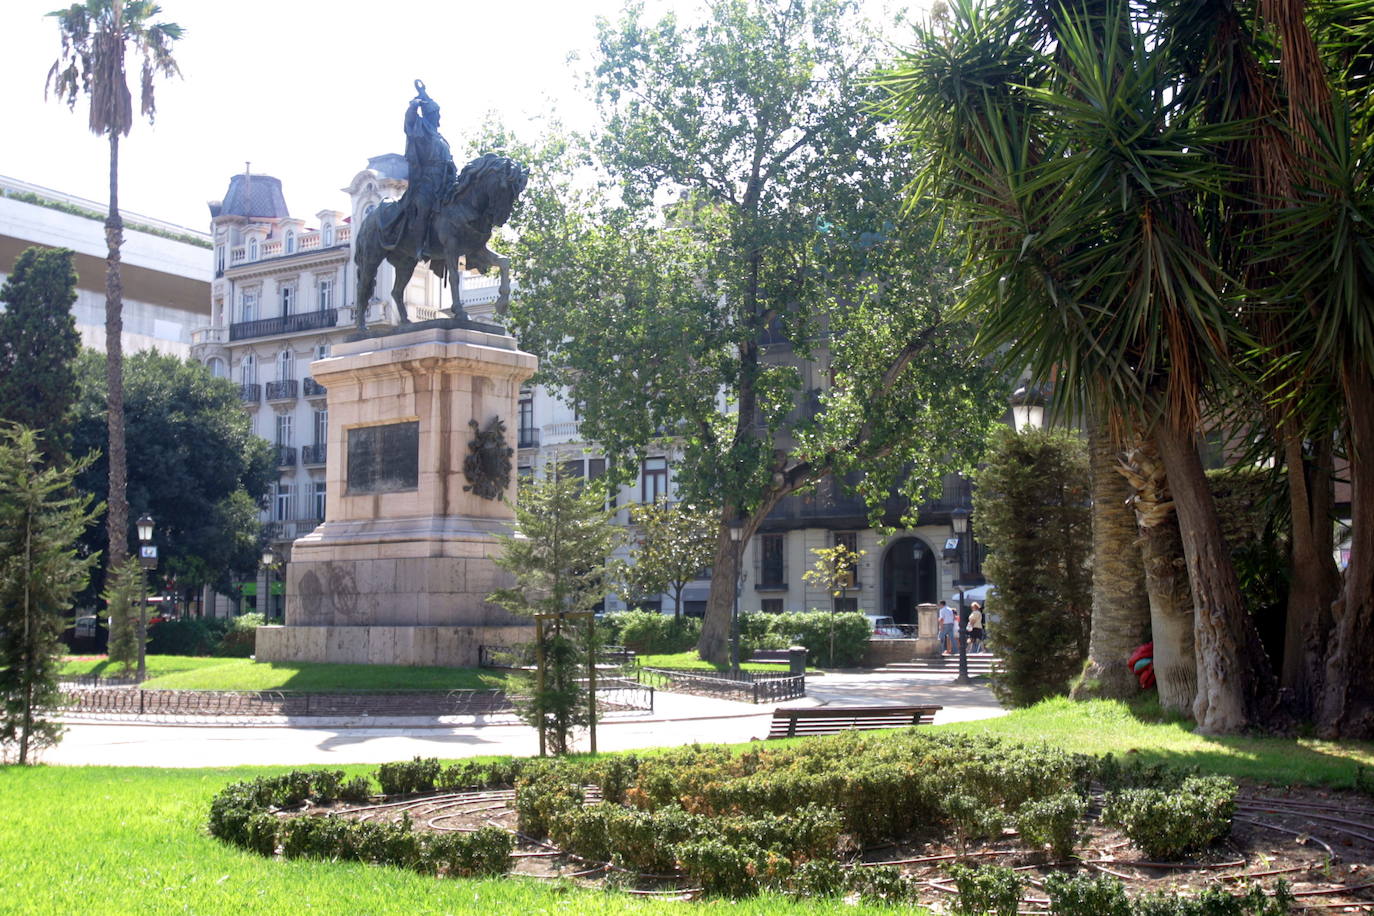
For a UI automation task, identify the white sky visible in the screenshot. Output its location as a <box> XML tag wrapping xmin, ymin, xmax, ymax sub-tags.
<box><xmin>3</xmin><ymin>0</ymin><xmax>923</xmax><ymax>233</ymax></box>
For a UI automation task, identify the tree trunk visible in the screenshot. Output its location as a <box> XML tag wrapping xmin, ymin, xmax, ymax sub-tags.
<box><xmin>699</xmin><ymin>523</ymin><xmax>742</xmax><ymax>665</ymax></box>
<box><xmin>1072</xmin><ymin>416</ymin><xmax>1151</xmax><ymax>699</ymax></box>
<box><xmin>1119</xmin><ymin>441</ymin><xmax>1197</xmax><ymax>715</ymax></box>
<box><xmin>1317</xmin><ymin>365</ymin><xmax>1374</xmax><ymax>738</ymax></box>
<box><xmin>105</xmin><ymin>132</ymin><xmax>129</xmax><ymax>573</ymax></box>
<box><xmin>1153</xmin><ymin>419</ymin><xmax>1276</xmax><ymax>734</ymax></box>
<box><xmin>1280</xmin><ymin>426</ymin><xmax>1339</xmax><ymax>716</ymax></box>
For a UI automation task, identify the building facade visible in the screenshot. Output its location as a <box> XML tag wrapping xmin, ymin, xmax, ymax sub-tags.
<box><xmin>0</xmin><ymin>175</ymin><xmax>210</xmax><ymax>355</ymax></box>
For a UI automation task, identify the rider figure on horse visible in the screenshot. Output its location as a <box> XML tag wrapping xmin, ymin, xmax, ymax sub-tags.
<box><xmin>378</xmin><ymin>80</ymin><xmax>456</xmax><ymax>259</ymax></box>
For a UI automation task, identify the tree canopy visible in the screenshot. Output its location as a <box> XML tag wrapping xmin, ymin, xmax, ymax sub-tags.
<box><xmin>0</xmin><ymin>247</ymin><xmax>81</xmax><ymax>460</ymax></box>
<box><xmin>70</xmin><ymin>349</ymin><xmax>273</xmax><ymax>603</ymax></box>
<box><xmin>502</xmin><ymin>0</ymin><xmax>1005</xmax><ymax>662</ymax></box>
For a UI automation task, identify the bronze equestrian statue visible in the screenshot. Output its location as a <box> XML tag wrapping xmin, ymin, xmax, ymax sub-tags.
<box><xmin>356</xmin><ymin>81</ymin><xmax>528</xmax><ymax>328</ymax></box>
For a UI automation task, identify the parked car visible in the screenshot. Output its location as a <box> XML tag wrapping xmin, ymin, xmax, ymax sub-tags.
<box><xmin>864</xmin><ymin>614</ymin><xmax>906</xmax><ymax>638</ymax></box>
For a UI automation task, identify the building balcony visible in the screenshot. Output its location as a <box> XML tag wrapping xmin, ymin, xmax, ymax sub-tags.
<box><xmin>275</xmin><ymin>446</ymin><xmax>297</xmax><ymax>468</ymax></box>
<box><xmin>755</xmin><ymin>581</ymin><xmax>789</xmax><ymax>592</ymax></box>
<box><xmin>301</xmin><ymin>444</ymin><xmax>327</xmax><ymax>466</ymax></box>
<box><xmin>237</xmin><ymin>383</ymin><xmax>260</xmax><ymax>404</ymax></box>
<box><xmin>518</xmin><ymin>427</ymin><xmax>541</xmax><ymax>449</ymax></box>
<box><xmin>265</xmin><ymin>379</ymin><xmax>298</xmax><ymax>401</ymax></box>
<box><xmin>228</xmin><ymin>226</ymin><xmax>351</xmax><ymax>267</ymax></box>
<box><xmin>191</xmin><ymin>326</ymin><xmax>227</xmax><ymax>346</ymax></box>
<box><xmin>303</xmin><ymin>377</ymin><xmax>327</xmax><ymax>399</ymax></box>
<box><xmin>229</xmin><ymin>308</ymin><xmax>338</xmax><ymax>341</ymax></box>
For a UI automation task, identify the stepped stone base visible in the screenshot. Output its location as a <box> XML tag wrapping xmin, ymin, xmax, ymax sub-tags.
<box><xmin>255</xmin><ymin>624</ymin><xmax>529</xmax><ymax>669</ymax></box>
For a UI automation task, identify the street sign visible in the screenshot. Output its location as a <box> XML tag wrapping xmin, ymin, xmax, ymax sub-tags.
<box><xmin>140</xmin><ymin>544</ymin><xmax>158</xmax><ymax>570</ymax></box>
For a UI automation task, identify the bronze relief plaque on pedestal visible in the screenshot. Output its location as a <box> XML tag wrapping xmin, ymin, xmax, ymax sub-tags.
<box><xmin>346</xmin><ymin>421</ymin><xmax>419</xmax><ymax>494</ymax></box>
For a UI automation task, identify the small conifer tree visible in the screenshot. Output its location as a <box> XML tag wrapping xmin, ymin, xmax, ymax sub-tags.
<box><xmin>102</xmin><ymin>557</ymin><xmax>144</xmax><ymax>676</ymax></box>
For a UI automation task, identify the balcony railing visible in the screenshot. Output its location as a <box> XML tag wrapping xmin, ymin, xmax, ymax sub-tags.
<box><xmin>265</xmin><ymin>379</ymin><xmax>298</xmax><ymax>401</ymax></box>
<box><xmin>229</xmin><ymin>308</ymin><xmax>337</xmax><ymax>341</ymax></box>
<box><xmin>191</xmin><ymin>326</ymin><xmax>227</xmax><ymax>346</ymax></box>
<box><xmin>303</xmin><ymin>377</ymin><xmax>327</xmax><ymax>399</ymax></box>
<box><xmin>301</xmin><ymin>444</ymin><xmax>327</xmax><ymax>465</ymax></box>
<box><xmin>237</xmin><ymin>383</ymin><xmax>260</xmax><ymax>404</ymax></box>
<box><xmin>518</xmin><ymin>427</ymin><xmax>540</xmax><ymax>449</ymax></box>
<box><xmin>275</xmin><ymin>446</ymin><xmax>297</xmax><ymax>468</ymax></box>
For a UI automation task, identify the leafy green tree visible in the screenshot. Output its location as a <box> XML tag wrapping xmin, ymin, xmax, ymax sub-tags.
<box><xmin>0</xmin><ymin>247</ymin><xmax>81</xmax><ymax>460</ymax></box>
<box><xmin>803</xmin><ymin>541</ymin><xmax>866</xmax><ymax>666</ymax></box>
<box><xmin>973</xmin><ymin>427</ymin><xmax>1092</xmax><ymax>708</ymax></box>
<box><xmin>505</xmin><ymin>0</ymin><xmax>1005</xmax><ymax>664</ymax></box>
<box><xmin>101</xmin><ymin>556</ymin><xmax>143</xmax><ymax>675</ymax></box>
<box><xmin>46</xmin><ymin>0</ymin><xmax>183</xmax><ymax>579</ymax></box>
<box><xmin>70</xmin><ymin>350</ymin><xmax>274</xmax><ymax>604</ymax></box>
<box><xmin>0</xmin><ymin>426</ymin><xmax>101</xmax><ymax>764</ymax></box>
<box><xmin>489</xmin><ymin>469</ymin><xmax>625</xmax><ymax>755</ymax></box>
<box><xmin>623</xmin><ymin>497</ymin><xmax>716</xmax><ymax>619</ymax></box>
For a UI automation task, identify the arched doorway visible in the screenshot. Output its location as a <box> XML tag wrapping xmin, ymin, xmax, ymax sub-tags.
<box><xmin>882</xmin><ymin>536</ymin><xmax>938</xmax><ymax>627</ymax></box>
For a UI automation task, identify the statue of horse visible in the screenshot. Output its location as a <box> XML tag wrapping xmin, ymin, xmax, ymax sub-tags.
<box><xmin>353</xmin><ymin>153</ymin><xmax>528</xmax><ymax>328</ymax></box>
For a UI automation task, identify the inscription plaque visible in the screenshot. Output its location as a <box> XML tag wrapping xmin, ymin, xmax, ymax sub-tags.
<box><xmin>346</xmin><ymin>421</ymin><xmax>419</xmax><ymax>494</ymax></box>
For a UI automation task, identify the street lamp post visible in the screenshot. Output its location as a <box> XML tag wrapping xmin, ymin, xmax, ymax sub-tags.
<box><xmin>950</xmin><ymin>507</ymin><xmax>972</xmax><ymax>685</ymax></box>
<box><xmin>136</xmin><ymin>514</ymin><xmax>156</xmax><ymax>682</ymax></box>
<box><xmin>728</xmin><ymin>515</ymin><xmax>744</xmax><ymax>672</ymax></box>
<box><xmin>1010</xmin><ymin>385</ymin><xmax>1047</xmax><ymax>432</ymax></box>
<box><xmin>261</xmin><ymin>545</ymin><xmax>277</xmax><ymax>622</ymax></box>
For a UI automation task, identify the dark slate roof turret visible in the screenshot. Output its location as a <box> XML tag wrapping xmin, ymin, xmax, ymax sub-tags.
<box><xmin>213</xmin><ymin>173</ymin><xmax>290</xmax><ymax>219</ymax></box>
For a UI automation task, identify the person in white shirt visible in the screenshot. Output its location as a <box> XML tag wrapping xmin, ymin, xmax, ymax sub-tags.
<box><xmin>967</xmin><ymin>603</ymin><xmax>985</xmax><ymax>653</ymax></box>
<box><xmin>937</xmin><ymin>601</ymin><xmax>957</xmax><ymax>654</ymax></box>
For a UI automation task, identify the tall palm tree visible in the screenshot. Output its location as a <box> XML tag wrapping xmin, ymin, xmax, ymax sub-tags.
<box><xmin>882</xmin><ymin>0</ymin><xmax>1279</xmax><ymax>733</ymax></box>
<box><xmin>46</xmin><ymin>1</ymin><xmax>182</xmax><ymax>577</ymax></box>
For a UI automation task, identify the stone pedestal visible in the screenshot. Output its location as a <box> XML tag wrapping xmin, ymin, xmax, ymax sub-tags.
<box><xmin>255</xmin><ymin>321</ymin><xmax>537</xmax><ymax>668</ymax></box>
<box><xmin>915</xmin><ymin>603</ymin><xmax>940</xmax><ymax>657</ymax></box>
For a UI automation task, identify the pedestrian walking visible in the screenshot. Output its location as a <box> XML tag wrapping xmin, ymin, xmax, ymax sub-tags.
<box><xmin>967</xmin><ymin>603</ymin><xmax>985</xmax><ymax>653</ymax></box>
<box><xmin>937</xmin><ymin>600</ymin><xmax>956</xmax><ymax>654</ymax></box>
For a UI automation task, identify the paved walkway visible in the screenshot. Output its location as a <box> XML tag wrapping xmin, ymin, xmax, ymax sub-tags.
<box><xmin>41</xmin><ymin>670</ymin><xmax>1005</xmax><ymax>768</ymax></box>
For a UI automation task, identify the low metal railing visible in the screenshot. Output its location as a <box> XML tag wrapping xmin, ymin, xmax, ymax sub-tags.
<box><xmin>635</xmin><ymin>666</ymin><xmax>805</xmax><ymax>704</ymax></box>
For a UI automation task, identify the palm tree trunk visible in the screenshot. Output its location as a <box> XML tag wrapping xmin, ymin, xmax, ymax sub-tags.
<box><xmin>1073</xmin><ymin>417</ymin><xmax>1150</xmax><ymax>699</ymax></box>
<box><xmin>1152</xmin><ymin>419</ymin><xmax>1276</xmax><ymax>734</ymax></box>
<box><xmin>1317</xmin><ymin>365</ymin><xmax>1374</xmax><ymax>738</ymax></box>
<box><xmin>105</xmin><ymin>132</ymin><xmax>129</xmax><ymax>574</ymax></box>
<box><xmin>1281</xmin><ymin>426</ymin><xmax>1339</xmax><ymax>715</ymax></box>
<box><xmin>1118</xmin><ymin>441</ymin><xmax>1197</xmax><ymax>715</ymax></box>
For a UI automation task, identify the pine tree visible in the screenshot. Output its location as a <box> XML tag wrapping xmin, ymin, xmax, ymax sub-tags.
<box><xmin>0</xmin><ymin>247</ymin><xmax>81</xmax><ymax>459</ymax></box>
<box><xmin>488</xmin><ymin>469</ymin><xmax>624</xmax><ymax>755</ymax></box>
<box><xmin>0</xmin><ymin>426</ymin><xmax>100</xmax><ymax>763</ymax></box>
<box><xmin>102</xmin><ymin>557</ymin><xmax>144</xmax><ymax>675</ymax></box>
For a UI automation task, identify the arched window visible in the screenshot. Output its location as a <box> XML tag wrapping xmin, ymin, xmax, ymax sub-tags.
<box><xmin>240</xmin><ymin>354</ymin><xmax>256</xmax><ymax>386</ymax></box>
<box><xmin>285</xmin><ymin>230</ymin><xmax>296</xmax><ymax>254</ymax></box>
<box><xmin>249</xmin><ymin>237</ymin><xmax>259</xmax><ymax>260</ymax></box>
<box><xmin>323</xmin><ymin>224</ymin><xmax>334</xmax><ymax>246</ymax></box>
<box><xmin>207</xmin><ymin>357</ymin><xmax>227</xmax><ymax>379</ymax></box>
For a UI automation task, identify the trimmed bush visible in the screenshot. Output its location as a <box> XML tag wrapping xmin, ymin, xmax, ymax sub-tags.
<box><xmin>147</xmin><ymin>616</ymin><xmax>233</xmax><ymax>656</ymax></box>
<box><xmin>376</xmin><ymin>757</ymin><xmax>441</xmax><ymax>796</ymax></box>
<box><xmin>675</xmin><ymin>835</ymin><xmax>763</xmax><ymax>897</ymax></box>
<box><xmin>1015</xmin><ymin>790</ymin><xmax>1086</xmax><ymax>859</ymax></box>
<box><xmin>1043</xmin><ymin>872</ymin><xmax>1132</xmax><ymax>916</ymax></box>
<box><xmin>513</xmin><ymin>771</ymin><xmax>584</xmax><ymax>839</ymax></box>
<box><xmin>608</xmin><ymin>611</ymin><xmax>701</xmax><ymax>653</ymax></box>
<box><xmin>948</xmin><ymin>863</ymin><xmax>1023</xmax><ymax>916</ymax></box>
<box><xmin>788</xmin><ymin>859</ymin><xmax>848</xmax><ymax>898</ymax></box>
<box><xmin>1103</xmin><ymin>775</ymin><xmax>1237</xmax><ymax>860</ymax></box>
<box><xmin>425</xmin><ymin>826</ymin><xmax>514</xmax><ymax>877</ymax></box>
<box><xmin>214</xmin><ymin>612</ymin><xmax>264</xmax><ymax>657</ymax></box>
<box><xmin>848</xmin><ymin>864</ymin><xmax>916</xmax><ymax>905</ymax></box>
<box><xmin>1133</xmin><ymin>881</ymin><xmax>1294</xmax><ymax>916</ymax></box>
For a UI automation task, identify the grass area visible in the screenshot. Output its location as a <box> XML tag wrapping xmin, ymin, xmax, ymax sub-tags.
<box><xmin>0</xmin><ymin>763</ymin><xmax>908</xmax><ymax>915</ymax></box>
<box><xmin>636</xmin><ymin>650</ymin><xmax>802</xmax><ymax>672</ymax></box>
<box><xmin>939</xmin><ymin>696</ymin><xmax>1374</xmax><ymax>788</ymax></box>
<box><xmin>61</xmin><ymin>655</ymin><xmax>512</xmax><ymax>692</ymax></box>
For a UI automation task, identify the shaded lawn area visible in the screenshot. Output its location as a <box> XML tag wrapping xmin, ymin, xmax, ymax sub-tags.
<box><xmin>61</xmin><ymin>655</ymin><xmax>513</xmax><ymax>692</ymax></box>
<box><xmin>636</xmin><ymin>650</ymin><xmax>805</xmax><ymax>673</ymax></box>
<box><xmin>0</xmin><ymin>764</ymin><xmax>906</xmax><ymax>916</ymax></box>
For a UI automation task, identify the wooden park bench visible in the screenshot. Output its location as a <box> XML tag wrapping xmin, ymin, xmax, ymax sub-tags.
<box><xmin>765</xmin><ymin>704</ymin><xmax>942</xmax><ymax>739</ymax></box>
<box><xmin>748</xmin><ymin>649</ymin><xmax>794</xmax><ymax>665</ymax></box>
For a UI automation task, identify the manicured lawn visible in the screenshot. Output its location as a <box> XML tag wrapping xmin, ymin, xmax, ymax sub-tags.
<box><xmin>61</xmin><ymin>655</ymin><xmax>512</xmax><ymax>692</ymax></box>
<box><xmin>636</xmin><ymin>650</ymin><xmax>803</xmax><ymax>673</ymax></box>
<box><xmin>0</xmin><ymin>763</ymin><xmax>909</xmax><ymax>915</ymax></box>
<box><xmin>940</xmin><ymin>696</ymin><xmax>1374</xmax><ymax>788</ymax></box>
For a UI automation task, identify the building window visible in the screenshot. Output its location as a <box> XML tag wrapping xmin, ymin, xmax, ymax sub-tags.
<box><xmin>641</xmin><ymin>456</ymin><xmax>668</xmax><ymax>503</ymax></box>
<box><xmin>274</xmin><ymin>482</ymin><xmax>292</xmax><ymax>522</ymax></box>
<box><xmin>318</xmin><ymin>278</ymin><xmax>333</xmax><ymax>310</ymax></box>
<box><xmin>249</xmin><ymin>238</ymin><xmax>258</xmax><ymax>260</ymax></box>
<box><xmin>559</xmin><ymin>459</ymin><xmax>584</xmax><ymax>480</ymax></box>
<box><xmin>313</xmin><ymin>409</ymin><xmax>327</xmax><ymax>446</ymax></box>
<box><xmin>760</xmin><ymin>533</ymin><xmax>786</xmax><ymax>588</ymax></box>
<box><xmin>835</xmin><ymin>531</ymin><xmax>859</xmax><ymax>588</ymax></box>
<box><xmin>281</xmin><ymin>285</ymin><xmax>294</xmax><ymax>316</ymax></box>
<box><xmin>207</xmin><ymin>357</ymin><xmax>226</xmax><ymax>379</ymax></box>
<box><xmin>323</xmin><ymin>225</ymin><xmax>334</xmax><ymax>246</ymax></box>
<box><xmin>518</xmin><ymin>389</ymin><xmax>534</xmax><ymax>437</ymax></box>
<box><xmin>276</xmin><ymin>349</ymin><xmax>293</xmax><ymax>382</ymax></box>
<box><xmin>312</xmin><ymin>481</ymin><xmax>326</xmax><ymax>520</ymax></box>
<box><xmin>276</xmin><ymin>413</ymin><xmax>293</xmax><ymax>448</ymax></box>
<box><xmin>315</xmin><ymin>343</ymin><xmax>330</xmax><ymax>362</ymax></box>
<box><xmin>215</xmin><ymin>246</ymin><xmax>225</xmax><ymax>273</ymax></box>
<box><xmin>761</xmin><ymin>598</ymin><xmax>784</xmax><ymax>614</ymax></box>
<box><xmin>239</xmin><ymin>354</ymin><xmax>256</xmax><ymax>386</ymax></box>
<box><xmin>285</xmin><ymin>230</ymin><xmax>296</xmax><ymax>254</ymax></box>
<box><xmin>834</xmin><ymin>596</ymin><xmax>858</xmax><ymax>614</ymax></box>
<box><xmin>240</xmin><ymin>292</ymin><xmax>257</xmax><ymax>324</ymax></box>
